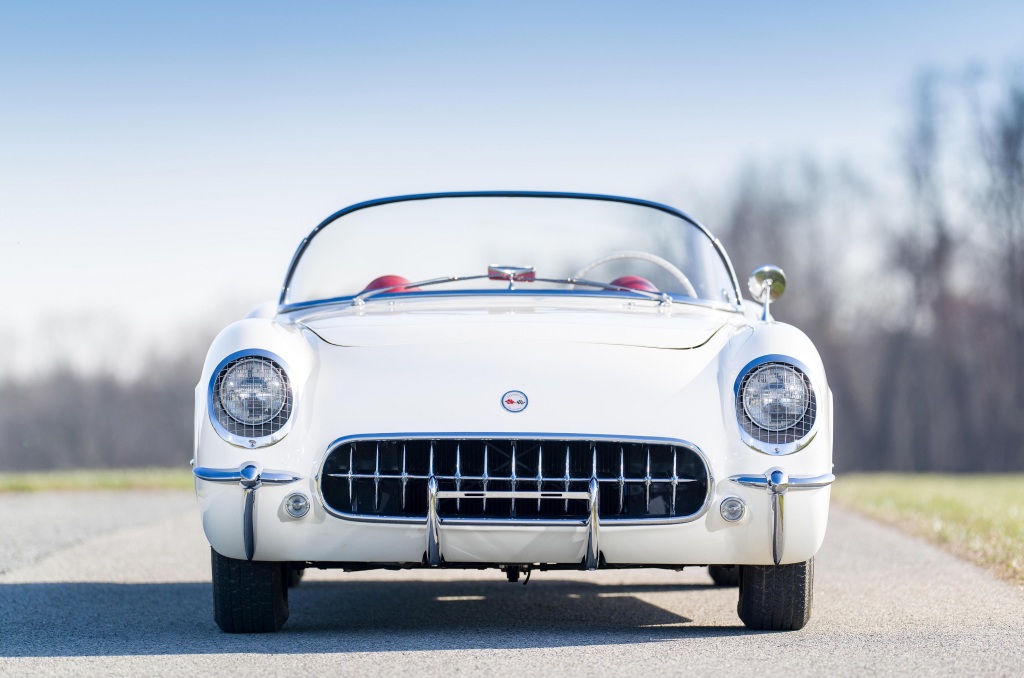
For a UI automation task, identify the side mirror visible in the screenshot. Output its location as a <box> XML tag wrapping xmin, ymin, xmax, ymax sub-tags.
<box><xmin>748</xmin><ymin>265</ymin><xmax>786</xmax><ymax>321</ymax></box>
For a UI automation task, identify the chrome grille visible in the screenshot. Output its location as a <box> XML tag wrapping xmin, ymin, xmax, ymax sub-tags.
<box><xmin>319</xmin><ymin>436</ymin><xmax>711</xmax><ymax>522</ymax></box>
<box><xmin>736</xmin><ymin>362</ymin><xmax>816</xmax><ymax>445</ymax></box>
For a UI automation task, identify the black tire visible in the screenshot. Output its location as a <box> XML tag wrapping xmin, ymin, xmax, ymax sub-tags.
<box><xmin>708</xmin><ymin>564</ymin><xmax>740</xmax><ymax>587</ymax></box>
<box><xmin>737</xmin><ymin>558</ymin><xmax>814</xmax><ymax>631</ymax></box>
<box><xmin>211</xmin><ymin>548</ymin><xmax>289</xmax><ymax>633</ymax></box>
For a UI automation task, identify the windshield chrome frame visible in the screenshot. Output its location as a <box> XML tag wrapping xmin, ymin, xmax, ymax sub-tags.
<box><xmin>278</xmin><ymin>191</ymin><xmax>742</xmax><ymax>309</ymax></box>
<box><xmin>279</xmin><ymin>288</ymin><xmax>740</xmax><ymax>316</ymax></box>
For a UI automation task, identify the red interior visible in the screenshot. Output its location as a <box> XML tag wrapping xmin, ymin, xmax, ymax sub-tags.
<box><xmin>362</xmin><ymin>275</ymin><xmax>421</xmax><ymax>293</ymax></box>
<box><xmin>364</xmin><ymin>274</ymin><xmax>656</xmax><ymax>295</ymax></box>
<box><xmin>609</xmin><ymin>275</ymin><xmax>659</xmax><ymax>293</ymax></box>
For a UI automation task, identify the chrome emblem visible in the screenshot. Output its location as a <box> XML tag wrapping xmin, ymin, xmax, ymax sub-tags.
<box><xmin>501</xmin><ymin>390</ymin><xmax>528</xmax><ymax>413</ymax></box>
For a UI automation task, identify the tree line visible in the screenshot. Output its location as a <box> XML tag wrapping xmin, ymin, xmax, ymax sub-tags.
<box><xmin>719</xmin><ymin>69</ymin><xmax>1024</xmax><ymax>472</ymax></box>
<box><xmin>1</xmin><ymin>68</ymin><xmax>1021</xmax><ymax>472</ymax></box>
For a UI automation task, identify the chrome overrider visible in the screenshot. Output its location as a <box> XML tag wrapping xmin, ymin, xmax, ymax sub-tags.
<box><xmin>729</xmin><ymin>469</ymin><xmax>835</xmax><ymax>565</ymax></box>
<box><xmin>423</xmin><ymin>475</ymin><xmax>602</xmax><ymax>570</ymax></box>
<box><xmin>193</xmin><ymin>464</ymin><xmax>301</xmax><ymax>560</ymax></box>
<box><xmin>192</xmin><ymin>461</ymin><xmax>830</xmax><ymax>569</ymax></box>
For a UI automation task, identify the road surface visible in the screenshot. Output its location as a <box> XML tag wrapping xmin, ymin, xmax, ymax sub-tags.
<box><xmin>1</xmin><ymin>491</ymin><xmax>1022</xmax><ymax>676</ymax></box>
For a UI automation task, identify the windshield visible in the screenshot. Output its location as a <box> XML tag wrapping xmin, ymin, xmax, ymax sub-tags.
<box><xmin>281</xmin><ymin>193</ymin><xmax>740</xmax><ymax>309</ymax></box>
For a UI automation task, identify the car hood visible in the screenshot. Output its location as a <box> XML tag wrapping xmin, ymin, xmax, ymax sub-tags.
<box><xmin>294</xmin><ymin>310</ymin><xmax>747</xmax><ymax>441</ymax></box>
<box><xmin>296</xmin><ymin>302</ymin><xmax>736</xmax><ymax>350</ymax></box>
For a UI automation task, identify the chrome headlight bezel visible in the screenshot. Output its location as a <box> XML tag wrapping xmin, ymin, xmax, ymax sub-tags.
<box><xmin>733</xmin><ymin>355</ymin><xmax>819</xmax><ymax>455</ymax></box>
<box><xmin>208</xmin><ymin>349</ymin><xmax>295</xmax><ymax>448</ymax></box>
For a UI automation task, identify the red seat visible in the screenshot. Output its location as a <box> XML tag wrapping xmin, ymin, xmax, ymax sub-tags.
<box><xmin>609</xmin><ymin>275</ymin><xmax>659</xmax><ymax>293</ymax></box>
<box><xmin>362</xmin><ymin>275</ymin><xmax>421</xmax><ymax>293</ymax></box>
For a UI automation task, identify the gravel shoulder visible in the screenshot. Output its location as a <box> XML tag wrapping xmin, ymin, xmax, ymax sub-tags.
<box><xmin>1</xmin><ymin>492</ymin><xmax>1022</xmax><ymax>677</ymax></box>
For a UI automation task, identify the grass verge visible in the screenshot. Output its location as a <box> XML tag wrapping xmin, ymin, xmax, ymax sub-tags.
<box><xmin>0</xmin><ymin>467</ymin><xmax>194</xmax><ymax>492</ymax></box>
<box><xmin>832</xmin><ymin>473</ymin><xmax>1024</xmax><ymax>588</ymax></box>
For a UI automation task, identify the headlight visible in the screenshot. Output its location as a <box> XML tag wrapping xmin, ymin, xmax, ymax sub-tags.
<box><xmin>742</xmin><ymin>364</ymin><xmax>808</xmax><ymax>430</ymax></box>
<box><xmin>736</xmin><ymin>359</ymin><xmax>816</xmax><ymax>450</ymax></box>
<box><xmin>210</xmin><ymin>352</ymin><xmax>293</xmax><ymax>445</ymax></box>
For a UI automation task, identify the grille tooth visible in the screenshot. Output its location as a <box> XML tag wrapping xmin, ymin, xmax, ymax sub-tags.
<box><xmin>510</xmin><ymin>441</ymin><xmax>517</xmax><ymax>518</ymax></box>
<box><xmin>455</xmin><ymin>444</ymin><xmax>462</xmax><ymax>512</ymax></box>
<box><xmin>321</xmin><ymin>437</ymin><xmax>710</xmax><ymax>521</ymax></box>
<box><xmin>536</xmin><ymin>444</ymin><xmax>544</xmax><ymax>512</ymax></box>
<box><xmin>373</xmin><ymin>442</ymin><xmax>381</xmax><ymax>512</ymax></box>
<box><xmin>482</xmin><ymin>444</ymin><xmax>489</xmax><ymax>513</ymax></box>
<box><xmin>645</xmin><ymin>447</ymin><xmax>652</xmax><ymax>512</ymax></box>
<box><xmin>401</xmin><ymin>443</ymin><xmax>408</xmax><ymax>511</ymax></box>
<box><xmin>563</xmin><ymin>444</ymin><xmax>571</xmax><ymax>513</ymax></box>
<box><xmin>349</xmin><ymin>445</ymin><xmax>355</xmax><ymax>512</ymax></box>
<box><xmin>617</xmin><ymin>447</ymin><xmax>625</xmax><ymax>513</ymax></box>
<box><xmin>670</xmin><ymin>449</ymin><xmax>677</xmax><ymax>516</ymax></box>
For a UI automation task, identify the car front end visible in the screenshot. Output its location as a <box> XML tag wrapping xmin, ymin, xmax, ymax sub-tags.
<box><xmin>192</xmin><ymin>192</ymin><xmax>833</xmax><ymax>632</ymax></box>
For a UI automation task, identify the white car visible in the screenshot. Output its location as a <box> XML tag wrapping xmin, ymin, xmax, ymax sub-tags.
<box><xmin>192</xmin><ymin>191</ymin><xmax>834</xmax><ymax>633</ymax></box>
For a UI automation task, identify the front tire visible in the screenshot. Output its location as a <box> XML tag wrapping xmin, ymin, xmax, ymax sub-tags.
<box><xmin>737</xmin><ymin>558</ymin><xmax>814</xmax><ymax>631</ymax></box>
<box><xmin>212</xmin><ymin>548</ymin><xmax>289</xmax><ymax>633</ymax></box>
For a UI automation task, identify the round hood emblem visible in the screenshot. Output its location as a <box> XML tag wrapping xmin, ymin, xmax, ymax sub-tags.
<box><xmin>501</xmin><ymin>390</ymin><xmax>528</xmax><ymax>413</ymax></box>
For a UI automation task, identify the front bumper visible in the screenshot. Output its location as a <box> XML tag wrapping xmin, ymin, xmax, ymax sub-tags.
<box><xmin>193</xmin><ymin>463</ymin><xmax>833</xmax><ymax>567</ymax></box>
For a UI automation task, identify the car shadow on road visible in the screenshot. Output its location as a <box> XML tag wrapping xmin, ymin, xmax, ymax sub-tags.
<box><xmin>0</xmin><ymin>579</ymin><xmax>753</xmax><ymax>657</ymax></box>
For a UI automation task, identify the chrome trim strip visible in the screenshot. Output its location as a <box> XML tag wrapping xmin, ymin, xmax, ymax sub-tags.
<box><xmin>729</xmin><ymin>470</ymin><xmax>834</xmax><ymax>565</ymax></box>
<box><xmin>349</xmin><ymin>269</ymin><xmax>684</xmax><ymax>310</ymax></box>
<box><xmin>439</xmin><ymin>516</ymin><xmax>588</xmax><ymax>526</ymax></box>
<box><xmin>206</xmin><ymin>349</ymin><xmax>297</xmax><ymax>449</ymax></box>
<box><xmin>313</xmin><ymin>432</ymin><xmax>715</xmax><ymax>527</ymax></box>
<box><xmin>436</xmin><ymin>490</ymin><xmax>591</xmax><ymax>501</ymax></box>
<box><xmin>732</xmin><ymin>354</ymin><xmax>822</xmax><ymax>456</ymax></box>
<box><xmin>281</xmin><ymin>288</ymin><xmax>738</xmax><ymax>316</ymax></box>
<box><xmin>193</xmin><ymin>467</ymin><xmax>246</xmax><ymax>483</ymax></box>
<box><xmin>194</xmin><ymin>465</ymin><xmax>301</xmax><ymax>485</ymax></box>
<box><xmin>277</xmin><ymin>191</ymin><xmax>743</xmax><ymax>308</ymax></box>
<box><xmin>326</xmin><ymin>471</ymin><xmax>701</xmax><ymax>484</ymax></box>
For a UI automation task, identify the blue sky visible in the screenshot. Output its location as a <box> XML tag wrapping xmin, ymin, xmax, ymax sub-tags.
<box><xmin>2</xmin><ymin>1</ymin><xmax>1023</xmax><ymax>375</ymax></box>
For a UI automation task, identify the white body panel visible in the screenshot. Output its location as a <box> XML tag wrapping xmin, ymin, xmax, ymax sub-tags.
<box><xmin>194</xmin><ymin>296</ymin><xmax>833</xmax><ymax>568</ymax></box>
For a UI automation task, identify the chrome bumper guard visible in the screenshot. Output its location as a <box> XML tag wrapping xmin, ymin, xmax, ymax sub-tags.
<box><xmin>729</xmin><ymin>469</ymin><xmax>834</xmax><ymax>565</ymax></box>
<box><xmin>193</xmin><ymin>462</ymin><xmax>830</xmax><ymax>569</ymax></box>
<box><xmin>428</xmin><ymin>478</ymin><xmax>602</xmax><ymax>570</ymax></box>
<box><xmin>193</xmin><ymin>464</ymin><xmax>301</xmax><ymax>560</ymax></box>
<box><xmin>193</xmin><ymin>463</ymin><xmax>602</xmax><ymax>568</ymax></box>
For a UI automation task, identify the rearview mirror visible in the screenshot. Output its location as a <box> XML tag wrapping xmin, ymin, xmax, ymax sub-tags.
<box><xmin>748</xmin><ymin>265</ymin><xmax>786</xmax><ymax>320</ymax></box>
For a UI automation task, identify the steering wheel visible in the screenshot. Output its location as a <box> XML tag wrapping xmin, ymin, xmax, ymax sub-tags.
<box><xmin>574</xmin><ymin>251</ymin><xmax>698</xmax><ymax>298</ymax></box>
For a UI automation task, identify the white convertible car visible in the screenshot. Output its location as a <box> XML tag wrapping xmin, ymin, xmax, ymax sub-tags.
<box><xmin>192</xmin><ymin>191</ymin><xmax>834</xmax><ymax>633</ymax></box>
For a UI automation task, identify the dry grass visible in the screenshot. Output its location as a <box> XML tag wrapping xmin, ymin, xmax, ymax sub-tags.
<box><xmin>0</xmin><ymin>467</ymin><xmax>193</xmax><ymax>492</ymax></box>
<box><xmin>832</xmin><ymin>473</ymin><xmax>1024</xmax><ymax>588</ymax></box>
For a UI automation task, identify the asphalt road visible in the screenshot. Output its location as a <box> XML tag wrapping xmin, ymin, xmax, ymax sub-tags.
<box><xmin>1</xmin><ymin>491</ymin><xmax>1022</xmax><ymax>677</ymax></box>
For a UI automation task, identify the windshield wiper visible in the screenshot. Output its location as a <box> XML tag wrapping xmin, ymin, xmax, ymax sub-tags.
<box><xmin>351</xmin><ymin>265</ymin><xmax>672</xmax><ymax>307</ymax></box>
